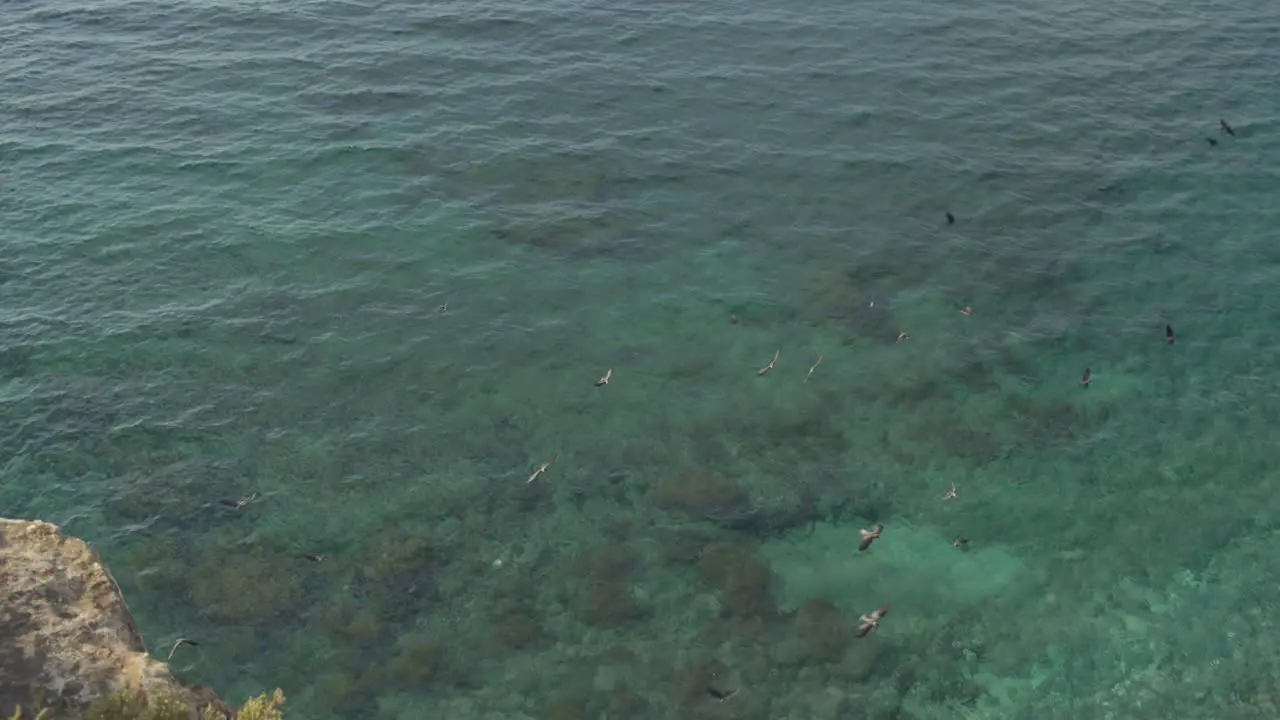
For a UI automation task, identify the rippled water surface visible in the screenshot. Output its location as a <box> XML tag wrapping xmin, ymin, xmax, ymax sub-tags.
<box><xmin>4</xmin><ymin>0</ymin><xmax>1280</xmax><ymax>718</ymax></box>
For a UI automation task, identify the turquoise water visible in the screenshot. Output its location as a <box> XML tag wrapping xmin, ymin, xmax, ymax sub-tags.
<box><xmin>4</xmin><ymin>0</ymin><xmax>1280</xmax><ymax>717</ymax></box>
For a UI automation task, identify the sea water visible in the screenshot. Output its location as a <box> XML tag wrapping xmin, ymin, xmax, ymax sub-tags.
<box><xmin>2</xmin><ymin>0</ymin><xmax>1279</xmax><ymax>718</ymax></box>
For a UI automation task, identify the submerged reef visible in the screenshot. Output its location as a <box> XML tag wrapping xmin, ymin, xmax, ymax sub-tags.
<box><xmin>695</xmin><ymin>541</ymin><xmax>778</xmax><ymax>620</ymax></box>
<box><xmin>653</xmin><ymin>467</ymin><xmax>753</xmax><ymax>525</ymax></box>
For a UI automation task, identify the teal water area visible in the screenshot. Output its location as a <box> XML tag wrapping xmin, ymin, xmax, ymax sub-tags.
<box><xmin>4</xmin><ymin>0</ymin><xmax>1280</xmax><ymax>717</ymax></box>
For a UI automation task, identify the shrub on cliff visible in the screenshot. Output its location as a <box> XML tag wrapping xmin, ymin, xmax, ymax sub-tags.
<box><xmin>61</xmin><ymin>687</ymin><xmax>286</xmax><ymax>720</ymax></box>
<box><xmin>216</xmin><ymin>690</ymin><xmax>286</xmax><ymax>720</ymax></box>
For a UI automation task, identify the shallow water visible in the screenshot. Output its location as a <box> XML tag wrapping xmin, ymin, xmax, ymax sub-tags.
<box><xmin>3</xmin><ymin>0</ymin><xmax>1280</xmax><ymax>717</ymax></box>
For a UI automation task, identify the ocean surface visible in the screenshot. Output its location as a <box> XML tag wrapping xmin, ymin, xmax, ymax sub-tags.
<box><xmin>3</xmin><ymin>0</ymin><xmax>1280</xmax><ymax>717</ymax></box>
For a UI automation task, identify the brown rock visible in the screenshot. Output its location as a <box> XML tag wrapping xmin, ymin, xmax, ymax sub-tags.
<box><xmin>571</xmin><ymin>544</ymin><xmax>634</xmax><ymax>582</ymax></box>
<box><xmin>652</xmin><ymin>467</ymin><xmax>753</xmax><ymax>524</ymax></box>
<box><xmin>579</xmin><ymin>582</ymin><xmax>643</xmax><ymax>627</ymax></box>
<box><xmin>695</xmin><ymin>543</ymin><xmax>777</xmax><ymax>620</ymax></box>
<box><xmin>0</xmin><ymin>518</ymin><xmax>234</xmax><ymax>718</ymax></box>
<box><xmin>793</xmin><ymin>597</ymin><xmax>849</xmax><ymax>664</ymax></box>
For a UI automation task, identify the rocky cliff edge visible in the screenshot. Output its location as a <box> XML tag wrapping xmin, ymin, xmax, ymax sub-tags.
<box><xmin>0</xmin><ymin>518</ymin><xmax>232</xmax><ymax>718</ymax></box>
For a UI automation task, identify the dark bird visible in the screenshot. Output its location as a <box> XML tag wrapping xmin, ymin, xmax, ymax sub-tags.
<box><xmin>1081</xmin><ymin>367</ymin><xmax>1092</xmax><ymax>388</ymax></box>
<box><xmin>1165</xmin><ymin>324</ymin><xmax>1175</xmax><ymax>345</ymax></box>
<box><xmin>302</xmin><ymin>554</ymin><xmax>326</xmax><ymax>563</ymax></box>
<box><xmin>1205</xmin><ymin>137</ymin><xmax>1218</xmax><ymax>146</ymax></box>
<box><xmin>858</xmin><ymin>523</ymin><xmax>883</xmax><ymax>552</ymax></box>
<box><xmin>1220</xmin><ymin>119</ymin><xmax>1236</xmax><ymax>137</ymax></box>
<box><xmin>945</xmin><ymin>211</ymin><xmax>955</xmax><ymax>225</ymax></box>
<box><xmin>167</xmin><ymin>637</ymin><xmax>199</xmax><ymax>661</ymax></box>
<box><xmin>706</xmin><ymin>687</ymin><xmax>738</xmax><ymax>702</ymax></box>
<box><xmin>953</xmin><ymin>536</ymin><xmax>969</xmax><ymax>549</ymax></box>
<box><xmin>217</xmin><ymin>493</ymin><xmax>258</xmax><ymax>510</ymax></box>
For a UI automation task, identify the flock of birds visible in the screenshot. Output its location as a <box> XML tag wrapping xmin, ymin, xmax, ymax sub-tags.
<box><xmin>828</xmin><ymin>118</ymin><xmax>1250</xmax><ymax>640</ymax></box>
<box><xmin>167</xmin><ymin>119</ymin><xmax>1245</xmax><ymax>710</ymax></box>
<box><xmin>509</xmin><ymin>115</ymin><xmax>1234</xmax><ymax>651</ymax></box>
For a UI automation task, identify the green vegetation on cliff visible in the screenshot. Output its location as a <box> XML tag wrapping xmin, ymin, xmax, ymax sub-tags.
<box><xmin>7</xmin><ymin>689</ymin><xmax>285</xmax><ymax>720</ymax></box>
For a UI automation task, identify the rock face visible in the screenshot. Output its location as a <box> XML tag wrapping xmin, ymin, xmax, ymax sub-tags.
<box><xmin>0</xmin><ymin>518</ymin><xmax>231</xmax><ymax>718</ymax></box>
